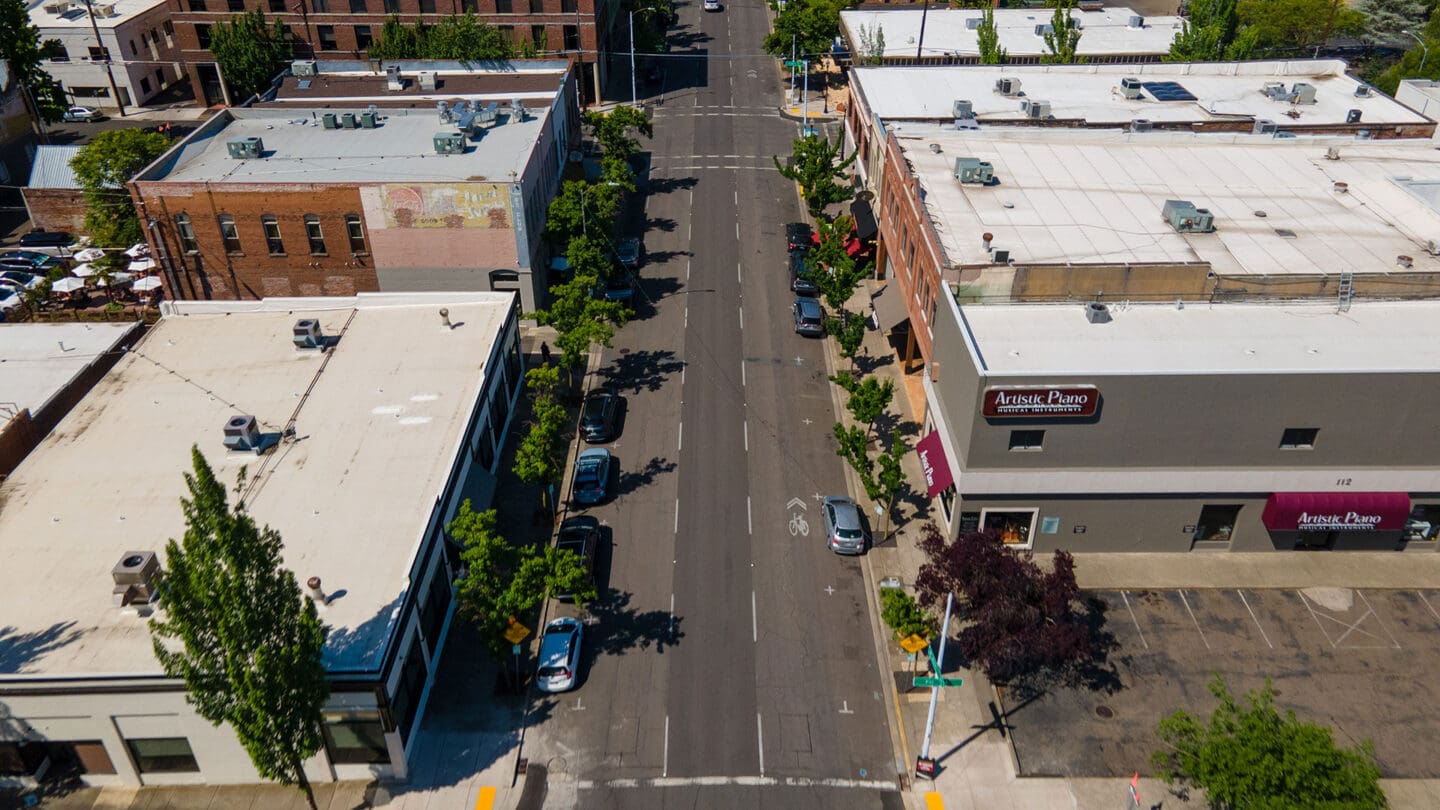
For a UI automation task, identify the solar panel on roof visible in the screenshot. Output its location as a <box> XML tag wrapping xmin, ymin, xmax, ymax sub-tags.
<box><xmin>1141</xmin><ymin>81</ymin><xmax>1197</xmax><ymax>102</ymax></box>
<box><xmin>297</xmin><ymin>80</ymin><xmax>312</xmax><ymax>89</ymax></box>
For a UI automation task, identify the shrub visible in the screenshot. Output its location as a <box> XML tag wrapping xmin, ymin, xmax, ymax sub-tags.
<box><xmin>880</xmin><ymin>588</ymin><xmax>933</xmax><ymax>640</ymax></box>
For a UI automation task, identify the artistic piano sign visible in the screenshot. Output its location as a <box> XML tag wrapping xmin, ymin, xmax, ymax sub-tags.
<box><xmin>982</xmin><ymin>386</ymin><xmax>1100</xmax><ymax>418</ymax></box>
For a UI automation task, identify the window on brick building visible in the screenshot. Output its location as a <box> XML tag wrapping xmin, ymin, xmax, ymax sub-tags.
<box><xmin>139</xmin><ymin>76</ymin><xmax>151</xmax><ymax>95</ymax></box>
<box><xmin>531</xmin><ymin>25</ymin><xmax>545</xmax><ymax>49</ymax></box>
<box><xmin>162</xmin><ymin>21</ymin><xmax>174</xmax><ymax>46</ymax></box>
<box><xmin>312</xmin><ymin>0</ymin><xmax>329</xmax><ymax>11</ymax></box>
<box><xmin>227</xmin><ymin>0</ymin><xmax>243</xmax><ymax>11</ymax></box>
<box><xmin>269</xmin><ymin>0</ymin><xmax>285</xmax><ymax>10</ymax></box>
<box><xmin>345</xmin><ymin>214</ymin><xmax>366</xmax><ymax>254</ymax></box>
<box><xmin>187</xmin><ymin>0</ymin><xmax>206</xmax><ymax>10</ymax></box>
<box><xmin>461</xmin><ymin>0</ymin><xmax>477</xmax><ymax>11</ymax></box>
<box><xmin>383</xmin><ymin>0</ymin><xmax>399</xmax><ymax>11</ymax></box>
<box><xmin>218</xmin><ymin>215</ymin><xmax>242</xmax><ymax>254</ymax></box>
<box><xmin>561</xmin><ymin>0</ymin><xmax>575</xmax><ymax>11</ymax></box>
<box><xmin>498</xmin><ymin>25</ymin><xmax>514</xmax><ymax>44</ymax></box>
<box><xmin>262</xmin><ymin>216</ymin><xmax>284</xmax><ymax>255</ymax></box>
<box><xmin>562</xmin><ymin>24</ymin><xmax>578</xmax><ymax>49</ymax></box>
<box><xmin>495</xmin><ymin>0</ymin><xmax>511</xmax><ymax>12</ymax></box>
<box><xmin>174</xmin><ymin>214</ymin><xmax>198</xmax><ymax>254</ymax></box>
<box><xmin>355</xmin><ymin>25</ymin><xmax>373</xmax><ymax>49</ymax></box>
<box><xmin>195</xmin><ymin>24</ymin><xmax>212</xmax><ymax>49</ymax></box>
<box><xmin>529</xmin><ymin>0</ymin><xmax>543</xmax><ymax>12</ymax></box>
<box><xmin>305</xmin><ymin>215</ymin><xmax>326</xmax><ymax>254</ymax></box>
<box><xmin>419</xmin><ymin>0</ymin><xmax>435</xmax><ymax>11</ymax></box>
<box><xmin>317</xmin><ymin>25</ymin><xmax>337</xmax><ymax>50</ymax></box>
<box><xmin>349</xmin><ymin>0</ymin><xmax>366</xmax><ymax>12</ymax></box>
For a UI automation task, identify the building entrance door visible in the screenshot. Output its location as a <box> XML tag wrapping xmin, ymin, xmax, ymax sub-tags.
<box><xmin>1295</xmin><ymin>530</ymin><xmax>1336</xmax><ymax>550</ymax></box>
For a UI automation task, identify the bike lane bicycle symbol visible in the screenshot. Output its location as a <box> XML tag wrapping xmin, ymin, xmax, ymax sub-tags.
<box><xmin>788</xmin><ymin>512</ymin><xmax>809</xmax><ymax>537</ymax></box>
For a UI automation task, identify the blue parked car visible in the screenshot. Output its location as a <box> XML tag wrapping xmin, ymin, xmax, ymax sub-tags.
<box><xmin>571</xmin><ymin>448</ymin><xmax>612</xmax><ymax>505</ymax></box>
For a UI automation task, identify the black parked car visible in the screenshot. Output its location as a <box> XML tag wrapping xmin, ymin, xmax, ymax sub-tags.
<box><xmin>17</xmin><ymin>230</ymin><xmax>74</xmax><ymax>248</ymax></box>
<box><xmin>789</xmin><ymin>250</ymin><xmax>818</xmax><ymax>295</ymax></box>
<box><xmin>786</xmin><ymin>222</ymin><xmax>813</xmax><ymax>252</ymax></box>
<box><xmin>580</xmin><ymin>389</ymin><xmax>622</xmax><ymax>442</ymax></box>
<box><xmin>554</xmin><ymin>516</ymin><xmax>600</xmax><ymax>601</ymax></box>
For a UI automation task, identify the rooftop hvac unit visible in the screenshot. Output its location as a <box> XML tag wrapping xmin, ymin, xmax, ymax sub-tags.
<box><xmin>1120</xmin><ymin>77</ymin><xmax>1143</xmax><ymax>100</ymax></box>
<box><xmin>994</xmin><ymin>77</ymin><xmax>1021</xmax><ymax>96</ymax></box>
<box><xmin>225</xmin><ymin>136</ymin><xmax>263</xmax><ymax>159</ymax></box>
<box><xmin>1131</xmin><ymin>118</ymin><xmax>1153</xmax><ymax>132</ymax></box>
<box><xmin>291</xmin><ymin>59</ymin><xmax>317</xmax><ymax>77</ymax></box>
<box><xmin>223</xmin><ymin>414</ymin><xmax>261</xmax><ymax>452</ymax></box>
<box><xmin>1021</xmin><ymin>98</ymin><xmax>1051</xmax><ymax>119</ymax></box>
<box><xmin>92</xmin><ymin>2</ymin><xmax>115</xmax><ymax>15</ymax></box>
<box><xmin>112</xmin><ymin>551</ymin><xmax>160</xmax><ymax>607</ymax></box>
<box><xmin>385</xmin><ymin>64</ymin><xmax>403</xmax><ymax>91</ymax></box>
<box><xmin>1346</xmin><ymin>108</ymin><xmax>1362</xmax><ymax>124</ymax></box>
<box><xmin>1355</xmin><ymin>84</ymin><xmax>1372</xmax><ymax>97</ymax></box>
<box><xmin>1085</xmin><ymin>302</ymin><xmax>1111</xmax><ymax>323</ymax></box>
<box><xmin>1261</xmin><ymin>81</ymin><xmax>1287</xmax><ymax>100</ymax></box>
<box><xmin>509</xmin><ymin>98</ymin><xmax>527</xmax><ymax>123</ymax></box>
<box><xmin>434</xmin><ymin>131</ymin><xmax>466</xmax><ymax>154</ymax></box>
<box><xmin>419</xmin><ymin>71</ymin><xmax>438</xmax><ymax>92</ymax></box>
<box><xmin>1162</xmin><ymin>199</ymin><xmax>1215</xmax><ymax>233</ymax></box>
<box><xmin>1128</xmin><ymin>14</ymin><xmax>1144</xmax><ymax>28</ymax></box>
<box><xmin>1253</xmin><ymin>118</ymin><xmax>1277</xmax><ymax>135</ymax></box>
<box><xmin>1289</xmin><ymin>82</ymin><xmax>1317</xmax><ymax>104</ymax></box>
<box><xmin>293</xmin><ymin>318</ymin><xmax>324</xmax><ymax>349</ymax></box>
<box><xmin>966</xmin><ymin>16</ymin><xmax>981</xmax><ymax>29</ymax></box>
<box><xmin>42</xmin><ymin>2</ymin><xmax>69</xmax><ymax>14</ymax></box>
<box><xmin>322</xmin><ymin>112</ymin><xmax>338</xmax><ymax>129</ymax></box>
<box><xmin>341</xmin><ymin>112</ymin><xmax>358</xmax><ymax>129</ymax></box>
<box><xmin>360</xmin><ymin>110</ymin><xmax>378</xmax><ymax>128</ymax></box>
<box><xmin>476</xmin><ymin>100</ymin><xmax>500</xmax><ymax>125</ymax></box>
<box><xmin>436</xmin><ymin>99</ymin><xmax>450</xmax><ymax>122</ymax></box>
<box><xmin>953</xmin><ymin>99</ymin><xmax>974</xmax><ymax>120</ymax></box>
<box><xmin>1034</xmin><ymin>23</ymin><xmax>1053</xmax><ymax>36</ymax></box>
<box><xmin>953</xmin><ymin>157</ymin><xmax>994</xmax><ymax>184</ymax></box>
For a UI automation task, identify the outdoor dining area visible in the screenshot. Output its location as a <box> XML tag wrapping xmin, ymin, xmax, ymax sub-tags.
<box><xmin>39</xmin><ymin>244</ymin><xmax>164</xmax><ymax>312</ymax></box>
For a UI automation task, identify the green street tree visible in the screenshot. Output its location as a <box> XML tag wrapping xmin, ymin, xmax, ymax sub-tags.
<box><xmin>833</xmin><ymin>422</ymin><xmax>882</xmax><ymax>500</ymax></box>
<box><xmin>209</xmin><ymin>10</ymin><xmax>291</xmax><ymax>101</ymax></box>
<box><xmin>1357</xmin><ymin>0</ymin><xmax>1426</xmax><ymax>44</ymax></box>
<box><xmin>545</xmin><ymin>179</ymin><xmax>623</xmax><ymax>247</ymax></box>
<box><xmin>880</xmin><ymin>588</ymin><xmax>933</xmax><ymax>639</ymax></box>
<box><xmin>1166</xmin><ymin>0</ymin><xmax>1257</xmax><ymax>61</ymax></box>
<box><xmin>583</xmin><ymin>106</ymin><xmax>654</xmax><ymax>167</ymax></box>
<box><xmin>511</xmin><ymin>363</ymin><xmax>569</xmax><ymax>508</ymax></box>
<box><xmin>149</xmin><ymin>448</ymin><xmax>330</xmax><ymax>810</ymax></box>
<box><xmin>450</xmin><ymin>501</ymin><xmax>598</xmax><ymax>663</ymax></box>
<box><xmin>1153</xmin><ymin>675</ymin><xmax>1386</xmax><ymax>810</ymax></box>
<box><xmin>532</xmin><ymin>235</ymin><xmax>631</xmax><ymax>375</ymax></box>
<box><xmin>808</xmin><ymin>217</ymin><xmax>869</xmax><ymax>314</ymax></box>
<box><xmin>829</xmin><ymin>371</ymin><xmax>894</xmax><ymax>437</ymax></box>
<box><xmin>0</xmin><ymin>0</ymin><xmax>65</xmax><ymax>122</ymax></box>
<box><xmin>763</xmin><ymin>0</ymin><xmax>848</xmax><ymax>65</ymax></box>
<box><xmin>1042</xmin><ymin>0</ymin><xmax>1084</xmax><ymax>64</ymax></box>
<box><xmin>856</xmin><ymin>22</ymin><xmax>886</xmax><ymax>65</ymax></box>
<box><xmin>825</xmin><ymin>314</ymin><xmax>867</xmax><ymax>365</ymax></box>
<box><xmin>1237</xmin><ymin>0</ymin><xmax>1364</xmax><ymax>55</ymax></box>
<box><xmin>70</xmin><ymin>128</ymin><xmax>171</xmax><ymax>246</ymax></box>
<box><xmin>874</xmin><ymin>435</ymin><xmax>908</xmax><ymax>520</ymax></box>
<box><xmin>978</xmin><ymin>8</ymin><xmax>1008</xmax><ymax>64</ymax></box>
<box><xmin>775</xmin><ymin>133</ymin><xmax>857</xmax><ymax>219</ymax></box>
<box><xmin>369</xmin><ymin>14</ymin><xmax>513</xmax><ymax>60</ymax></box>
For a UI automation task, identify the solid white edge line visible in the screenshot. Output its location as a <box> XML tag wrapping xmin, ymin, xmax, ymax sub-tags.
<box><xmin>752</xmin><ymin>591</ymin><xmax>757</xmax><ymax>642</ymax></box>
<box><xmin>674</xmin><ymin>498</ymin><xmax>679</xmax><ymax>534</ymax></box>
<box><xmin>678</xmin><ymin>421</ymin><xmax>683</xmax><ymax>452</ymax></box>
<box><xmin>756</xmin><ymin>713</ymin><xmax>765</xmax><ymax>776</ymax></box>
<box><xmin>663</xmin><ymin>715</ymin><xmax>670</xmax><ymax>777</ymax></box>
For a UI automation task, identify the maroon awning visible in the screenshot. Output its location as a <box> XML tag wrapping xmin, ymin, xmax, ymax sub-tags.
<box><xmin>916</xmin><ymin>431</ymin><xmax>954</xmax><ymax>498</ymax></box>
<box><xmin>1261</xmin><ymin>492</ymin><xmax>1411</xmax><ymax>532</ymax></box>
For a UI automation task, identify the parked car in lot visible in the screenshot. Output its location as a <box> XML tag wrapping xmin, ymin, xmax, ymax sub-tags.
<box><xmin>786</xmin><ymin>222</ymin><xmax>813</xmax><ymax>252</ymax></box>
<box><xmin>0</xmin><ymin>289</ymin><xmax>21</xmax><ymax>316</ymax></box>
<box><xmin>616</xmin><ymin>236</ymin><xmax>643</xmax><ymax>268</ymax></box>
<box><xmin>580</xmin><ymin>389</ymin><xmax>622</xmax><ymax>442</ymax></box>
<box><xmin>599</xmin><ymin>273</ymin><xmax>634</xmax><ymax>303</ymax></box>
<box><xmin>554</xmin><ymin>516</ymin><xmax>600</xmax><ymax>602</ymax></box>
<box><xmin>789</xmin><ymin>250</ymin><xmax>818</xmax><ymax>295</ymax></box>
<box><xmin>0</xmin><ymin>251</ymin><xmax>61</xmax><ymax>272</ymax></box>
<box><xmin>61</xmin><ymin>106</ymin><xmax>102</xmax><ymax>123</ymax></box>
<box><xmin>822</xmin><ymin>496</ymin><xmax>869</xmax><ymax>555</ymax></box>
<box><xmin>793</xmin><ymin>297</ymin><xmax>825</xmax><ymax>337</ymax></box>
<box><xmin>536</xmin><ymin>617</ymin><xmax>584</xmax><ymax>692</ymax></box>
<box><xmin>571</xmin><ymin>448</ymin><xmax>612</xmax><ymax>505</ymax></box>
<box><xmin>17</xmin><ymin>230</ymin><xmax>75</xmax><ymax>248</ymax></box>
<box><xmin>703</xmin><ymin>0</ymin><xmax>722</xmax><ymax>9</ymax></box>
<box><xmin>0</xmin><ymin>270</ymin><xmax>41</xmax><ymax>291</ymax></box>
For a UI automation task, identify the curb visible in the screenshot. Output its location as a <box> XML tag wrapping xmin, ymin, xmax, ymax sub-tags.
<box><xmin>777</xmin><ymin>105</ymin><xmax>842</xmax><ymax>123</ymax></box>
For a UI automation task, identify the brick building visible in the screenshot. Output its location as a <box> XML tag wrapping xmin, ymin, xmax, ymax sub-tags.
<box><xmin>129</xmin><ymin>61</ymin><xmax>577</xmax><ymax>309</ymax></box>
<box><xmin>170</xmin><ymin>0</ymin><xmax>616</xmax><ymax>105</ymax></box>
<box><xmin>23</xmin><ymin>145</ymin><xmax>88</xmax><ymax>233</ymax></box>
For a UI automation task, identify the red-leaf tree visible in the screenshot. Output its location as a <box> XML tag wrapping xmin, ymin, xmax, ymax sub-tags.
<box><xmin>914</xmin><ymin>523</ymin><xmax>1117</xmax><ymax>693</ymax></box>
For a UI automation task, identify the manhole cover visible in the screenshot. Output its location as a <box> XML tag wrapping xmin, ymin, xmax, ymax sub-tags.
<box><xmin>1095</xmin><ymin>705</ymin><xmax>1114</xmax><ymax>719</ymax></box>
<box><xmin>619</xmin><ymin>348</ymin><xmax>631</xmax><ymax>354</ymax></box>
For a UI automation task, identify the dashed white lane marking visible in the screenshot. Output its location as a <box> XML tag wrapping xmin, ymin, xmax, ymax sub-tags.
<box><xmin>756</xmin><ymin>714</ymin><xmax>765</xmax><ymax>776</ymax></box>
<box><xmin>746</xmin><ymin>494</ymin><xmax>752</xmax><ymax>534</ymax></box>
<box><xmin>743</xmin><ymin>420</ymin><xmax>749</xmax><ymax>451</ymax></box>
<box><xmin>1238</xmin><ymin>589</ymin><xmax>1274</xmax><ymax>649</ymax></box>
<box><xmin>673</xmin><ymin>499</ymin><xmax>680</xmax><ymax>534</ymax></box>
<box><xmin>739</xmin><ymin>306</ymin><xmax>744</xmax><ymax>330</ymax></box>
<box><xmin>752</xmin><ymin>591</ymin><xmax>758</xmax><ymax>642</ymax></box>
<box><xmin>740</xmin><ymin>359</ymin><xmax>746</xmax><ymax>386</ymax></box>
<box><xmin>662</xmin><ymin>715</ymin><xmax>670</xmax><ymax>777</ymax></box>
<box><xmin>677</xmin><ymin>421</ymin><xmax>683</xmax><ymax>451</ymax></box>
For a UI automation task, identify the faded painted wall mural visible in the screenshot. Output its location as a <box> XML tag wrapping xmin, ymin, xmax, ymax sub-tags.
<box><xmin>369</xmin><ymin>183</ymin><xmax>512</xmax><ymax>229</ymax></box>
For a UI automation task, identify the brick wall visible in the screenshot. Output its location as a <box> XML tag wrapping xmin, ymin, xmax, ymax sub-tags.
<box><xmin>877</xmin><ymin>128</ymin><xmax>946</xmax><ymax>369</ymax></box>
<box><xmin>23</xmin><ymin>188</ymin><xmax>88</xmax><ymax>233</ymax></box>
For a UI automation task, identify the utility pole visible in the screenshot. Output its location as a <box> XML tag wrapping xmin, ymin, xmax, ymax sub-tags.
<box><xmin>918</xmin><ymin>592</ymin><xmax>953</xmax><ymax>766</ymax></box>
<box><xmin>83</xmin><ymin>0</ymin><xmax>126</xmax><ymax>117</ymax></box>
<box><xmin>802</xmin><ymin>59</ymin><xmax>808</xmax><ymax>131</ymax></box>
<box><xmin>790</xmin><ymin>35</ymin><xmax>796</xmax><ymax>100</ymax></box>
<box><xmin>916</xmin><ymin>0</ymin><xmax>930</xmax><ymax>60</ymax></box>
<box><xmin>629</xmin><ymin>9</ymin><xmax>637</xmax><ymax>106</ymax></box>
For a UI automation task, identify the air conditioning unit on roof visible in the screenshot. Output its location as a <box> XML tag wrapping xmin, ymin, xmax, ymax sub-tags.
<box><xmin>291</xmin><ymin>59</ymin><xmax>317</xmax><ymax>77</ymax></box>
<box><xmin>433</xmin><ymin>131</ymin><xmax>466</xmax><ymax>154</ymax></box>
<box><xmin>994</xmin><ymin>77</ymin><xmax>1021</xmax><ymax>96</ymax></box>
<box><xmin>43</xmin><ymin>2</ymin><xmax>69</xmax><ymax>13</ymax></box>
<box><xmin>1120</xmin><ymin>77</ymin><xmax>1143</xmax><ymax>100</ymax></box>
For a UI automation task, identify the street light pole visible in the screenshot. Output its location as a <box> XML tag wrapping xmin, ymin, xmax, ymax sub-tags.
<box><xmin>919</xmin><ymin>592</ymin><xmax>954</xmax><ymax>763</ymax></box>
<box><xmin>629</xmin><ymin>10</ymin><xmax>638</xmax><ymax>106</ymax></box>
<box><xmin>1404</xmin><ymin>30</ymin><xmax>1430</xmax><ymax>74</ymax></box>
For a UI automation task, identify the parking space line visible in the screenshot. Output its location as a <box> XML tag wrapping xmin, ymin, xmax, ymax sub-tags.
<box><xmin>1298</xmin><ymin>590</ymin><xmax>1337</xmax><ymax>648</ymax></box>
<box><xmin>1419</xmin><ymin>590</ymin><xmax>1440</xmax><ymax>625</ymax></box>
<box><xmin>1356</xmin><ymin>590</ymin><xmax>1402</xmax><ymax>650</ymax></box>
<box><xmin>1237</xmin><ymin>590</ymin><xmax>1274</xmax><ymax>649</ymax></box>
<box><xmin>1178</xmin><ymin>590</ymin><xmax>1210</xmax><ymax>650</ymax></box>
<box><xmin>1330</xmin><ymin>607</ymin><xmax>1377</xmax><ymax>648</ymax></box>
<box><xmin>1121</xmin><ymin>591</ymin><xmax>1148</xmax><ymax>650</ymax></box>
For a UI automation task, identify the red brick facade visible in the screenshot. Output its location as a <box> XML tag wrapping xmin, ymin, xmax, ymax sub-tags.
<box><xmin>23</xmin><ymin>188</ymin><xmax>88</xmax><ymax>234</ymax></box>
<box><xmin>171</xmin><ymin>0</ymin><xmax>614</xmax><ymax>105</ymax></box>
<box><xmin>877</xmin><ymin>128</ymin><xmax>946</xmax><ymax>371</ymax></box>
<box><xmin>132</xmin><ymin>183</ymin><xmax>380</xmax><ymax>300</ymax></box>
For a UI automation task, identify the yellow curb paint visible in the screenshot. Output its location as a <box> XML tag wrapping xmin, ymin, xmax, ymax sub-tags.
<box><xmin>476</xmin><ymin>786</ymin><xmax>497</xmax><ymax>810</ymax></box>
<box><xmin>924</xmin><ymin>792</ymin><xmax>945</xmax><ymax>810</ymax></box>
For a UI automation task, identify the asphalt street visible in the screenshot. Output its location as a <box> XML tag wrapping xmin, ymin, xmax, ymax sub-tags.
<box><xmin>521</xmin><ymin>0</ymin><xmax>902</xmax><ymax>806</ymax></box>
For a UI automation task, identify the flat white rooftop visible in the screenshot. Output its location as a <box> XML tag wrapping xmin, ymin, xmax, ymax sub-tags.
<box><xmin>28</xmin><ymin>0</ymin><xmax>163</xmax><ymax>30</ymax></box>
<box><xmin>897</xmin><ymin>128</ymin><xmax>1440</xmax><ymax>276</ymax></box>
<box><xmin>840</xmin><ymin>7</ymin><xmax>1180</xmax><ymax>60</ymax></box>
<box><xmin>957</xmin><ymin>299</ymin><xmax>1440</xmax><ymax>375</ymax></box>
<box><xmin>154</xmin><ymin>106</ymin><xmax>549</xmax><ymax>184</ymax></box>
<box><xmin>0</xmin><ymin>322</ymin><xmax>139</xmax><ymax>428</ymax></box>
<box><xmin>853</xmin><ymin>61</ymin><xmax>1428</xmax><ymax>128</ymax></box>
<box><xmin>0</xmin><ymin>293</ymin><xmax>514</xmax><ymax>678</ymax></box>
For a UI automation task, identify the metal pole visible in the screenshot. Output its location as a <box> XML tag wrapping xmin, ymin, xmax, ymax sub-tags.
<box><xmin>919</xmin><ymin>592</ymin><xmax>954</xmax><ymax>760</ymax></box>
<box><xmin>629</xmin><ymin>10</ymin><xmax>637</xmax><ymax>106</ymax></box>
<box><xmin>1405</xmin><ymin>31</ymin><xmax>1430</xmax><ymax>74</ymax></box>
<box><xmin>802</xmin><ymin>60</ymin><xmax>808</xmax><ymax>130</ymax></box>
<box><xmin>84</xmin><ymin>0</ymin><xmax>127</xmax><ymax>117</ymax></box>
<box><xmin>790</xmin><ymin>35</ymin><xmax>796</xmax><ymax>99</ymax></box>
<box><xmin>917</xmin><ymin>0</ymin><xmax>930</xmax><ymax>60</ymax></box>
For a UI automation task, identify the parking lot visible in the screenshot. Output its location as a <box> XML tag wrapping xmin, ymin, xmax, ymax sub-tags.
<box><xmin>1004</xmin><ymin>588</ymin><xmax>1440</xmax><ymax>779</ymax></box>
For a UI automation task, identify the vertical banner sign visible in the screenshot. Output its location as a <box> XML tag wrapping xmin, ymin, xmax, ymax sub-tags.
<box><xmin>915</xmin><ymin>431</ymin><xmax>955</xmax><ymax>498</ymax></box>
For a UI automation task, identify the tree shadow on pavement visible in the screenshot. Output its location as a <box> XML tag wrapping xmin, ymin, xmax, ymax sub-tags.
<box><xmin>646</xmin><ymin>216</ymin><xmax>678</xmax><ymax>233</ymax></box>
<box><xmin>595</xmin><ymin>349</ymin><xmax>686</xmax><ymax>394</ymax></box>
<box><xmin>615</xmin><ymin>456</ymin><xmax>678</xmax><ymax>496</ymax></box>
<box><xmin>583</xmin><ymin>590</ymin><xmax>684</xmax><ymax>659</ymax></box>
<box><xmin>0</xmin><ymin>621</ymin><xmax>87</xmax><ymax>674</ymax></box>
<box><xmin>649</xmin><ymin>175</ymin><xmax>699</xmax><ymax>196</ymax></box>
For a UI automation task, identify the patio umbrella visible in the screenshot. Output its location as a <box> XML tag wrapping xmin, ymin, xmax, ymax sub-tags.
<box><xmin>51</xmin><ymin>277</ymin><xmax>84</xmax><ymax>293</ymax></box>
<box><xmin>71</xmin><ymin>263</ymin><xmax>96</xmax><ymax>278</ymax></box>
<box><xmin>73</xmin><ymin>247</ymin><xmax>105</xmax><ymax>263</ymax></box>
<box><xmin>124</xmin><ymin>243</ymin><xmax>151</xmax><ymax>258</ymax></box>
<box><xmin>95</xmin><ymin>272</ymin><xmax>134</xmax><ymax>288</ymax></box>
<box><xmin>128</xmin><ymin>257</ymin><xmax>157</xmax><ymax>273</ymax></box>
<box><xmin>132</xmin><ymin>276</ymin><xmax>163</xmax><ymax>292</ymax></box>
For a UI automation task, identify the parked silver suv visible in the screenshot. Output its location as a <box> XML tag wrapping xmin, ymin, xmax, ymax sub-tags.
<box><xmin>822</xmin><ymin>496</ymin><xmax>868</xmax><ymax>555</ymax></box>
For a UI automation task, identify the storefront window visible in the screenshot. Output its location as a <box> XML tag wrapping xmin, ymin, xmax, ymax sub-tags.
<box><xmin>322</xmin><ymin>712</ymin><xmax>390</xmax><ymax>764</ymax></box>
<box><xmin>938</xmin><ymin>484</ymin><xmax>956</xmax><ymax>524</ymax></box>
<box><xmin>1194</xmin><ymin>505</ymin><xmax>1241</xmax><ymax>544</ymax></box>
<box><xmin>125</xmin><ymin>738</ymin><xmax>199</xmax><ymax>773</ymax></box>
<box><xmin>981</xmin><ymin>508</ymin><xmax>1037</xmax><ymax>547</ymax></box>
<box><xmin>1404</xmin><ymin>505</ymin><xmax>1440</xmax><ymax>542</ymax></box>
